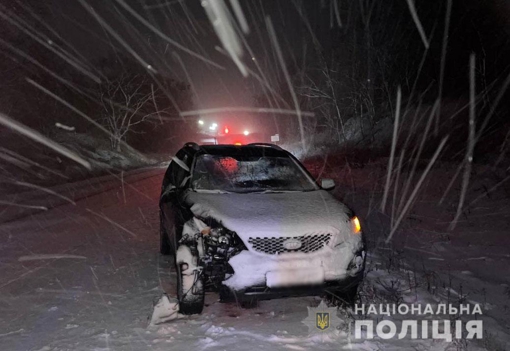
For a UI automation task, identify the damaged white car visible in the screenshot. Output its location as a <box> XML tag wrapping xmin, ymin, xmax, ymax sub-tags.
<box><xmin>159</xmin><ymin>143</ymin><xmax>365</xmax><ymax>314</ymax></box>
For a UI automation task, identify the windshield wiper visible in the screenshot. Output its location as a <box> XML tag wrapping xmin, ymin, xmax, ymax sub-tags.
<box><xmin>193</xmin><ymin>189</ymin><xmax>232</xmax><ymax>194</ymax></box>
<box><xmin>251</xmin><ymin>189</ymin><xmax>304</xmax><ymax>194</ymax></box>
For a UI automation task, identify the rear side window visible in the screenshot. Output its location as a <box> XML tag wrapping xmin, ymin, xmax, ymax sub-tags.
<box><xmin>162</xmin><ymin>149</ymin><xmax>193</xmax><ymax>193</ymax></box>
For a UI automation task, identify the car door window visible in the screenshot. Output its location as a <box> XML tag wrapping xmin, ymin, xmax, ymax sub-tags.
<box><xmin>173</xmin><ymin>150</ymin><xmax>191</xmax><ymax>188</ymax></box>
<box><xmin>162</xmin><ymin>149</ymin><xmax>193</xmax><ymax>195</ymax></box>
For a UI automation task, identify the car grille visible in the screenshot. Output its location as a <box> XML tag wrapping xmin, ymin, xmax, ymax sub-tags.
<box><xmin>247</xmin><ymin>234</ymin><xmax>332</xmax><ymax>255</ymax></box>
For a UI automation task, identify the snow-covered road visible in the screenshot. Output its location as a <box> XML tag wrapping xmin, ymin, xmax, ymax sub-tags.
<box><xmin>0</xmin><ymin>165</ymin><xmax>507</xmax><ymax>350</ymax></box>
<box><xmin>0</xmin><ymin>167</ymin><xmax>167</xmax><ymax>350</ymax></box>
<box><xmin>1</xmin><ymin>167</ymin><xmax>374</xmax><ymax>351</ymax></box>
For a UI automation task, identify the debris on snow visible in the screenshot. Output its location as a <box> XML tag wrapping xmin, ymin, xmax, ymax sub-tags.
<box><xmin>149</xmin><ymin>294</ymin><xmax>184</xmax><ymax>325</ymax></box>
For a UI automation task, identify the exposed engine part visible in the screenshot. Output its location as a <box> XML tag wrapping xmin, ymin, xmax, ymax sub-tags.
<box><xmin>179</xmin><ymin>216</ymin><xmax>247</xmax><ymax>291</ymax></box>
<box><xmin>201</xmin><ymin>226</ymin><xmax>246</xmax><ymax>288</ymax></box>
<box><xmin>218</xmin><ymin>235</ymin><xmax>229</xmax><ymax>245</ymax></box>
<box><xmin>347</xmin><ymin>249</ymin><xmax>366</xmax><ymax>275</ymax></box>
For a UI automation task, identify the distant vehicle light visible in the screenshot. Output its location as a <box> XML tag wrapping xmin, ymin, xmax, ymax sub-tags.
<box><xmin>224</xmin><ymin>127</ymin><xmax>229</xmax><ymax>134</ymax></box>
<box><xmin>198</xmin><ymin>120</ymin><xmax>204</xmax><ymax>125</ymax></box>
<box><xmin>234</xmin><ymin>142</ymin><xmax>242</xmax><ymax>145</ymax></box>
<box><xmin>352</xmin><ymin>216</ymin><xmax>361</xmax><ymax>234</ymax></box>
<box><xmin>212</xmin><ymin>123</ymin><xmax>218</xmax><ymax>128</ymax></box>
<box><xmin>243</xmin><ymin>130</ymin><xmax>249</xmax><ymax>136</ymax></box>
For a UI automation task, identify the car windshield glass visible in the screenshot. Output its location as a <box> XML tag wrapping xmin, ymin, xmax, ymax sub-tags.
<box><xmin>191</xmin><ymin>154</ymin><xmax>317</xmax><ymax>192</ymax></box>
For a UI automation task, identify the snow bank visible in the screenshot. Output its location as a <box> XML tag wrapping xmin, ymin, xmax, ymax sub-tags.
<box><xmin>53</xmin><ymin>131</ymin><xmax>155</xmax><ymax>172</ymax></box>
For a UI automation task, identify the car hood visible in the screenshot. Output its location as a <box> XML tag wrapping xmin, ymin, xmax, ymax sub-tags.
<box><xmin>184</xmin><ymin>190</ymin><xmax>353</xmax><ymax>241</ymax></box>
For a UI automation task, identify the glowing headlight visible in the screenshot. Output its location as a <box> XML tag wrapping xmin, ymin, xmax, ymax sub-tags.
<box><xmin>351</xmin><ymin>216</ymin><xmax>361</xmax><ymax>234</ymax></box>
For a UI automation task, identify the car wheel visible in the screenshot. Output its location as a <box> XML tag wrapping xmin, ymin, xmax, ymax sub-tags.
<box><xmin>176</xmin><ymin>249</ymin><xmax>204</xmax><ymax>315</ymax></box>
<box><xmin>219</xmin><ymin>287</ymin><xmax>257</xmax><ymax>309</ymax></box>
<box><xmin>341</xmin><ymin>284</ymin><xmax>359</xmax><ymax>306</ymax></box>
<box><xmin>159</xmin><ymin>212</ymin><xmax>171</xmax><ymax>255</ymax></box>
<box><xmin>239</xmin><ymin>298</ymin><xmax>258</xmax><ymax>309</ymax></box>
<box><xmin>327</xmin><ymin>283</ymin><xmax>359</xmax><ymax>307</ymax></box>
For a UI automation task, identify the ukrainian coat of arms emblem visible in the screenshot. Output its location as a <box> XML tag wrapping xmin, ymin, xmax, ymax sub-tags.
<box><xmin>302</xmin><ymin>300</ymin><xmax>341</xmax><ymax>334</ymax></box>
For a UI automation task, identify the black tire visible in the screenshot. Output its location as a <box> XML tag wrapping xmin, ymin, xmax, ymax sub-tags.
<box><xmin>219</xmin><ymin>285</ymin><xmax>232</xmax><ymax>303</ymax></box>
<box><xmin>176</xmin><ymin>256</ymin><xmax>205</xmax><ymax>315</ymax></box>
<box><xmin>239</xmin><ymin>298</ymin><xmax>258</xmax><ymax>309</ymax></box>
<box><xmin>219</xmin><ymin>286</ymin><xmax>257</xmax><ymax>309</ymax></box>
<box><xmin>327</xmin><ymin>283</ymin><xmax>359</xmax><ymax>307</ymax></box>
<box><xmin>159</xmin><ymin>212</ymin><xmax>171</xmax><ymax>255</ymax></box>
<box><xmin>341</xmin><ymin>284</ymin><xmax>359</xmax><ymax>306</ymax></box>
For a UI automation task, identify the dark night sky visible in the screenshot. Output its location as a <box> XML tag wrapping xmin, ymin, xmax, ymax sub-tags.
<box><xmin>31</xmin><ymin>0</ymin><xmax>266</xmax><ymax>108</ymax></box>
<box><xmin>2</xmin><ymin>0</ymin><xmax>510</xmax><ymax>130</ymax></box>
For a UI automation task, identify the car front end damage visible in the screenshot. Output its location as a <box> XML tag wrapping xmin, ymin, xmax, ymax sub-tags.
<box><xmin>175</xmin><ymin>214</ymin><xmax>365</xmax><ymax>304</ymax></box>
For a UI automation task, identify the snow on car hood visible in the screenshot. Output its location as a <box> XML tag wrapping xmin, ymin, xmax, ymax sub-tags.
<box><xmin>184</xmin><ymin>190</ymin><xmax>353</xmax><ymax>241</ymax></box>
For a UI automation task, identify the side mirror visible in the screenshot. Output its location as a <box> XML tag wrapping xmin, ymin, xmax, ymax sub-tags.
<box><xmin>321</xmin><ymin>178</ymin><xmax>335</xmax><ymax>190</ymax></box>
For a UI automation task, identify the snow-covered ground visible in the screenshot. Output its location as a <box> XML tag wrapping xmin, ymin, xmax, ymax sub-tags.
<box><xmin>1</xmin><ymin>161</ymin><xmax>509</xmax><ymax>350</ymax></box>
<box><xmin>313</xmin><ymin>157</ymin><xmax>510</xmax><ymax>350</ymax></box>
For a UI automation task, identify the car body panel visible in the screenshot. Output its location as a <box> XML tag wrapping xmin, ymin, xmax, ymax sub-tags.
<box><xmin>159</xmin><ymin>143</ymin><xmax>365</xmax><ymax>299</ymax></box>
<box><xmin>221</xmin><ymin>236</ymin><xmax>364</xmax><ymax>290</ymax></box>
<box><xmin>184</xmin><ymin>190</ymin><xmax>353</xmax><ymax>243</ymax></box>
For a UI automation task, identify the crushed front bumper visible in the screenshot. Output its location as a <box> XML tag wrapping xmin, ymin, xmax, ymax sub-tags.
<box><xmin>222</xmin><ymin>236</ymin><xmax>365</xmax><ymax>293</ymax></box>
